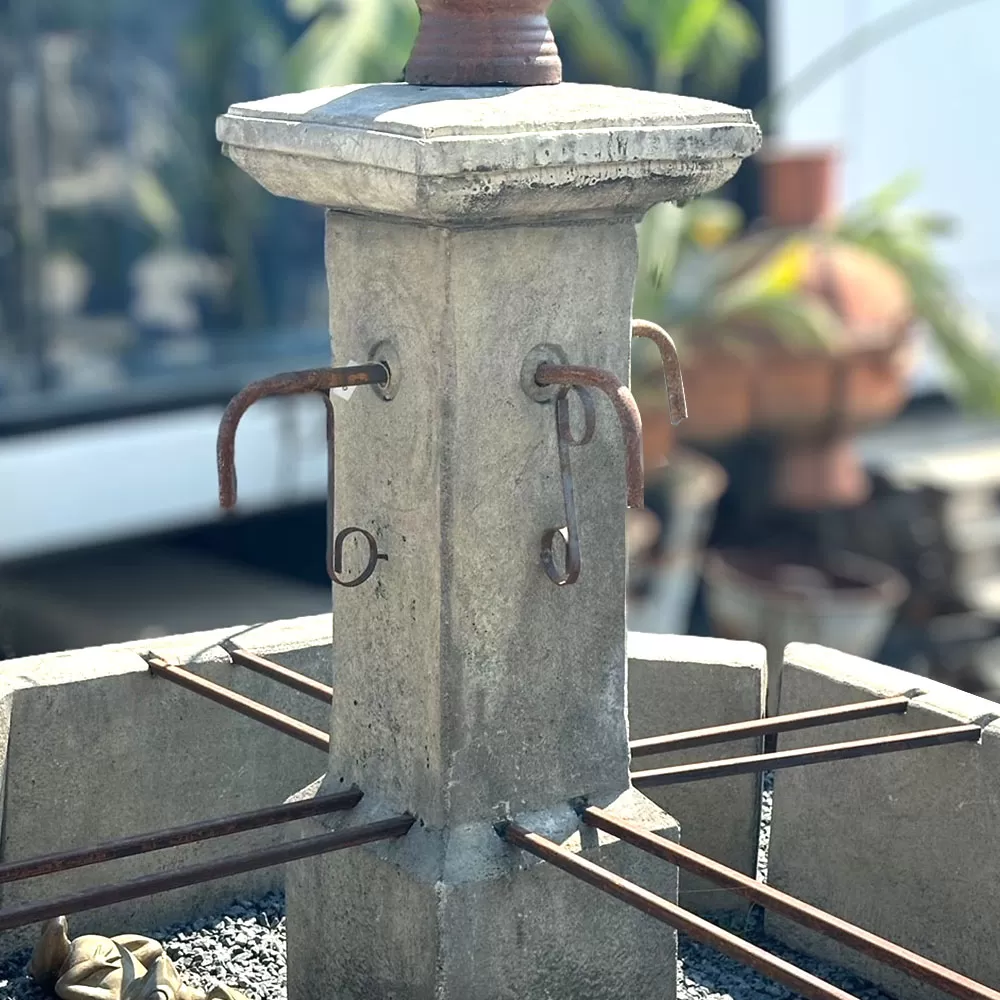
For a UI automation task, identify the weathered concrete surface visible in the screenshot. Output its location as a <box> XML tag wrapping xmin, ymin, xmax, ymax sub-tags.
<box><xmin>217</xmin><ymin>82</ymin><xmax>761</xmax><ymax>225</ymax></box>
<box><xmin>628</xmin><ymin>633</ymin><xmax>765</xmax><ymax>913</ymax></box>
<box><xmin>0</xmin><ymin>616</ymin><xmax>333</xmax><ymax>956</ymax></box>
<box><xmin>768</xmin><ymin>643</ymin><xmax>1000</xmax><ymax>1000</ymax></box>
<box><xmin>326</xmin><ymin>214</ymin><xmax>638</xmax><ymax>826</ymax></box>
<box><xmin>286</xmin><ymin>787</ymin><xmax>679</xmax><ymax>1000</ymax></box>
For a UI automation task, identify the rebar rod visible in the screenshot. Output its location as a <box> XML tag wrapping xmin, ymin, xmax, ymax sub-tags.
<box><xmin>583</xmin><ymin>806</ymin><xmax>1000</xmax><ymax>1000</ymax></box>
<box><xmin>631</xmin><ymin>319</ymin><xmax>688</xmax><ymax>424</ymax></box>
<box><xmin>144</xmin><ymin>654</ymin><xmax>330</xmax><ymax>753</ymax></box>
<box><xmin>500</xmin><ymin>822</ymin><xmax>861</xmax><ymax>1000</ymax></box>
<box><xmin>534</xmin><ymin>363</ymin><xmax>645</xmax><ymax>507</ymax></box>
<box><xmin>631</xmin><ymin>724</ymin><xmax>981</xmax><ymax>787</ymax></box>
<box><xmin>0</xmin><ymin>815</ymin><xmax>413</xmax><ymax>932</ymax></box>
<box><xmin>217</xmin><ymin>363</ymin><xmax>388</xmax><ymax>510</ymax></box>
<box><xmin>0</xmin><ymin>787</ymin><xmax>362</xmax><ymax>886</ymax></box>
<box><xmin>222</xmin><ymin>641</ymin><xmax>334</xmax><ymax>705</ymax></box>
<box><xmin>630</xmin><ymin>697</ymin><xmax>911</xmax><ymax>758</ymax></box>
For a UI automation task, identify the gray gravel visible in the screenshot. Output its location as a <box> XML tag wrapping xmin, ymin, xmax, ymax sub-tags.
<box><xmin>0</xmin><ymin>894</ymin><xmax>287</xmax><ymax>1000</ymax></box>
<box><xmin>0</xmin><ymin>890</ymin><xmax>897</xmax><ymax>1000</ymax></box>
<box><xmin>0</xmin><ymin>780</ymin><xmax>896</xmax><ymax>1000</ymax></box>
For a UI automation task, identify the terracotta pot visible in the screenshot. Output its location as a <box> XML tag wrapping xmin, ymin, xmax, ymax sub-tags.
<box><xmin>760</xmin><ymin>148</ymin><xmax>838</xmax><ymax>228</ymax></box>
<box><xmin>755</xmin><ymin>340</ymin><xmax>913</xmax><ymax>441</ymax></box>
<box><xmin>754</xmin><ymin>351</ymin><xmax>836</xmax><ymax>432</ymax></box>
<box><xmin>406</xmin><ymin>0</ymin><xmax>562</xmax><ymax>86</ymax></box>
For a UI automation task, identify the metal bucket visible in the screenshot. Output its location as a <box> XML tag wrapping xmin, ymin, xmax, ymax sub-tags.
<box><xmin>704</xmin><ymin>548</ymin><xmax>910</xmax><ymax>713</ymax></box>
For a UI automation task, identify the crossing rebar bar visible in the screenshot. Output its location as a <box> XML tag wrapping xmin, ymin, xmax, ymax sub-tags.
<box><xmin>582</xmin><ymin>806</ymin><xmax>1000</xmax><ymax>1000</ymax></box>
<box><xmin>629</xmin><ymin>696</ymin><xmax>911</xmax><ymax>758</ymax></box>
<box><xmin>500</xmin><ymin>821</ymin><xmax>861</xmax><ymax>1000</ymax></box>
<box><xmin>0</xmin><ymin>815</ymin><xmax>413</xmax><ymax>932</ymax></box>
<box><xmin>222</xmin><ymin>641</ymin><xmax>334</xmax><ymax>705</ymax></box>
<box><xmin>631</xmin><ymin>724</ymin><xmax>981</xmax><ymax>787</ymax></box>
<box><xmin>0</xmin><ymin>788</ymin><xmax>361</xmax><ymax>885</ymax></box>
<box><xmin>144</xmin><ymin>654</ymin><xmax>330</xmax><ymax>753</ymax></box>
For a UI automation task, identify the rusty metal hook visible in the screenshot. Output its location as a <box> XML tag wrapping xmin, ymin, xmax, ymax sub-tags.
<box><xmin>534</xmin><ymin>363</ymin><xmax>645</xmax><ymax>509</ymax></box>
<box><xmin>216</xmin><ymin>364</ymin><xmax>389</xmax><ymax>587</ymax></box>
<box><xmin>631</xmin><ymin>319</ymin><xmax>688</xmax><ymax>425</ymax></box>
<box><xmin>541</xmin><ymin>386</ymin><xmax>597</xmax><ymax>586</ymax></box>
<box><xmin>217</xmin><ymin>364</ymin><xmax>388</xmax><ymax>510</ymax></box>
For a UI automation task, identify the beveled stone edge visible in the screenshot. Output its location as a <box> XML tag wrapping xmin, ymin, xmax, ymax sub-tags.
<box><xmin>222</xmin><ymin>142</ymin><xmax>753</xmax><ymax>224</ymax></box>
<box><xmin>217</xmin><ymin>111</ymin><xmax>762</xmax><ymax>180</ymax></box>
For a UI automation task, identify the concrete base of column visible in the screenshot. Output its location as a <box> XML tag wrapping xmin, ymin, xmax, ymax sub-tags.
<box><xmin>286</xmin><ymin>783</ymin><xmax>680</xmax><ymax>1000</ymax></box>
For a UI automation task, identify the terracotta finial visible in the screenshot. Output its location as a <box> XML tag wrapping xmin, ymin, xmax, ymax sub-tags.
<box><xmin>405</xmin><ymin>1</ymin><xmax>562</xmax><ymax>87</ymax></box>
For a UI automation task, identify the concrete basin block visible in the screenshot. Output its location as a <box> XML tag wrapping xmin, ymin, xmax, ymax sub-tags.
<box><xmin>768</xmin><ymin>642</ymin><xmax>1000</xmax><ymax>1000</ymax></box>
<box><xmin>0</xmin><ymin>614</ymin><xmax>333</xmax><ymax>955</ymax></box>
<box><xmin>627</xmin><ymin>632</ymin><xmax>766</xmax><ymax>913</ymax></box>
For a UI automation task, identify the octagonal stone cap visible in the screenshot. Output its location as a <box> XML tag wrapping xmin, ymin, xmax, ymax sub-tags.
<box><xmin>217</xmin><ymin>82</ymin><xmax>761</xmax><ymax>225</ymax></box>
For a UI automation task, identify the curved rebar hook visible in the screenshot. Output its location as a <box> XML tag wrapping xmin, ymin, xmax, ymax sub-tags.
<box><xmin>216</xmin><ymin>364</ymin><xmax>387</xmax><ymax>510</ymax></box>
<box><xmin>534</xmin><ymin>363</ymin><xmax>645</xmax><ymax>509</ymax></box>
<box><xmin>631</xmin><ymin>319</ymin><xmax>688</xmax><ymax>426</ymax></box>
<box><xmin>217</xmin><ymin>363</ymin><xmax>389</xmax><ymax>587</ymax></box>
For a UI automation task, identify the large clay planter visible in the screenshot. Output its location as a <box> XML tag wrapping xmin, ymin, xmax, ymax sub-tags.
<box><xmin>406</xmin><ymin>0</ymin><xmax>562</xmax><ymax>86</ymax></box>
<box><xmin>753</xmin><ymin>239</ymin><xmax>914</xmax><ymax>439</ymax></box>
<box><xmin>673</xmin><ymin>148</ymin><xmax>915</xmax><ymax>508</ymax></box>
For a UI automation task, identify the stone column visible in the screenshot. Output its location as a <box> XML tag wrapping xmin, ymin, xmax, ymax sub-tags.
<box><xmin>218</xmin><ymin>83</ymin><xmax>759</xmax><ymax>1000</ymax></box>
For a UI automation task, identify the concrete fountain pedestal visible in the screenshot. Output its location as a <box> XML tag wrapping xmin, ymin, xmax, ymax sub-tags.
<box><xmin>217</xmin><ymin>63</ymin><xmax>759</xmax><ymax>1000</ymax></box>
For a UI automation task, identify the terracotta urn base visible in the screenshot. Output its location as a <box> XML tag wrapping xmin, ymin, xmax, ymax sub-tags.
<box><xmin>406</xmin><ymin>1</ymin><xmax>562</xmax><ymax>86</ymax></box>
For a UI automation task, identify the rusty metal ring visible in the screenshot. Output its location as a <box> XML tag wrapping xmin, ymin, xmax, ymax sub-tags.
<box><xmin>560</xmin><ymin>384</ymin><xmax>597</xmax><ymax>447</ymax></box>
<box><xmin>540</xmin><ymin>385</ymin><xmax>591</xmax><ymax>587</ymax></box>
<box><xmin>332</xmin><ymin>527</ymin><xmax>388</xmax><ymax>589</ymax></box>
<box><xmin>541</xmin><ymin>526</ymin><xmax>580</xmax><ymax>588</ymax></box>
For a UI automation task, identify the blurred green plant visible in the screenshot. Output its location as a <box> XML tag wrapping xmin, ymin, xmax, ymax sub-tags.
<box><xmin>277</xmin><ymin>0</ymin><xmax>761</xmax><ymax>94</ymax></box>
<box><xmin>164</xmin><ymin>0</ymin><xmax>761</xmax><ymax>328</ymax></box>
<box><xmin>549</xmin><ymin>0</ymin><xmax>759</xmax><ymax>93</ymax></box>
<box><xmin>283</xmin><ymin>0</ymin><xmax>419</xmax><ymax>90</ymax></box>
<box><xmin>838</xmin><ymin>175</ymin><xmax>1000</xmax><ymax>414</ymax></box>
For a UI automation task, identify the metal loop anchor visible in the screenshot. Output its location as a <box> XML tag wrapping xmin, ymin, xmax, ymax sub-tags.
<box><xmin>331</xmin><ymin>526</ymin><xmax>389</xmax><ymax>588</ymax></box>
<box><xmin>631</xmin><ymin>319</ymin><xmax>688</xmax><ymax>425</ymax></box>
<box><xmin>216</xmin><ymin>364</ymin><xmax>390</xmax><ymax>588</ymax></box>
<box><xmin>540</xmin><ymin>385</ymin><xmax>597</xmax><ymax>587</ymax></box>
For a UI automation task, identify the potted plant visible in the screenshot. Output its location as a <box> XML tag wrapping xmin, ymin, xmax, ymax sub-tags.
<box><xmin>632</xmin><ymin>148</ymin><xmax>1000</xmax><ymax>508</ymax></box>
